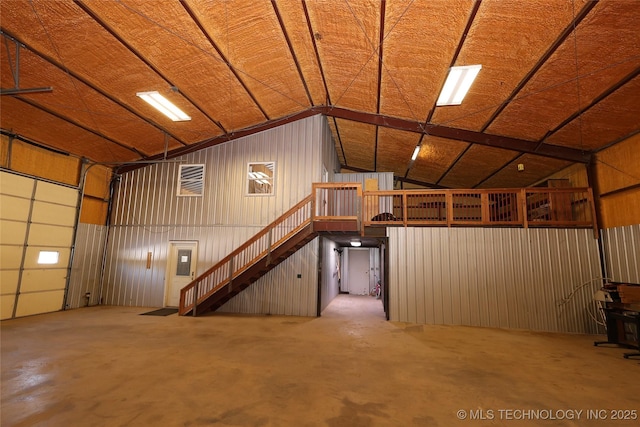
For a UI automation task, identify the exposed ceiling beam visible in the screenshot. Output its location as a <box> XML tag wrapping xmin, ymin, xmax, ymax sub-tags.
<box><xmin>118</xmin><ymin>108</ymin><xmax>324</xmax><ymax>173</ymax></box>
<box><xmin>594</xmin><ymin>129</ymin><xmax>640</xmax><ymax>154</ymax></box>
<box><xmin>425</xmin><ymin>0</ymin><xmax>482</xmax><ymax>124</ymax></box>
<box><xmin>119</xmin><ymin>104</ymin><xmax>592</xmax><ymax>174</ymax></box>
<box><xmin>373</xmin><ymin>0</ymin><xmax>386</xmax><ymax>171</ymax></box>
<box><xmin>322</xmin><ymin>106</ymin><xmax>591</xmax><ymax>163</ymax></box>
<box><xmin>271</xmin><ymin>0</ymin><xmax>314</xmax><ymax>106</ymax></box>
<box><xmin>414</xmin><ymin>0</ymin><xmax>482</xmax><ymax>181</ymax></box>
<box><xmin>302</xmin><ymin>0</ymin><xmax>331</xmax><ymax>105</ymax></box>
<box><xmin>0</xmin><ymin>35</ymin><xmax>53</xmax><ymax>96</ymax></box>
<box><xmin>537</xmin><ymin>65</ymin><xmax>640</xmax><ymax>148</ymax></box>
<box><xmin>179</xmin><ymin>0</ymin><xmax>269</xmax><ymax>121</ymax></box>
<box><xmin>332</xmin><ymin>116</ymin><xmax>347</xmax><ymax>165</ymax></box>
<box><xmin>75</xmin><ymin>0</ymin><xmax>228</xmax><ymax>134</ymax></box>
<box><xmin>1</xmin><ymin>129</ymin><xmax>70</xmax><ymax>156</ymax></box>
<box><xmin>479</xmin><ymin>0</ymin><xmax>598</xmax><ymax>132</ymax></box>
<box><xmin>15</xmin><ymin>96</ymin><xmax>146</xmax><ymax>157</ymax></box>
<box><xmin>0</xmin><ymin>28</ymin><xmax>188</xmax><ymax>147</ymax></box>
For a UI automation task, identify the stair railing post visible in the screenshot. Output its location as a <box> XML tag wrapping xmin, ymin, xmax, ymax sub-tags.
<box><xmin>192</xmin><ymin>282</ymin><xmax>198</xmax><ymax>317</ymax></box>
<box><xmin>228</xmin><ymin>256</ymin><xmax>234</xmax><ymax>293</ymax></box>
<box><xmin>267</xmin><ymin>228</ymin><xmax>272</xmax><ymax>265</ymax></box>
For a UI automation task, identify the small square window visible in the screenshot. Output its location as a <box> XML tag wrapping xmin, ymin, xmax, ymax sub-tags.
<box><xmin>247</xmin><ymin>162</ymin><xmax>274</xmax><ymax>195</ymax></box>
<box><xmin>178</xmin><ymin>164</ymin><xmax>205</xmax><ymax>196</ymax></box>
<box><xmin>38</xmin><ymin>251</ymin><xmax>59</xmax><ymax>265</ymax></box>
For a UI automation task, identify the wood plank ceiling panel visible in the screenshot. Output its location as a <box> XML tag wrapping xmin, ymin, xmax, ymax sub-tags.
<box><xmin>546</xmin><ymin>75</ymin><xmax>640</xmax><ymax>150</ymax></box>
<box><xmin>306</xmin><ymin>0</ymin><xmax>380</xmax><ymax>112</ymax></box>
<box><xmin>486</xmin><ymin>1</ymin><xmax>640</xmax><ymax>143</ymax></box>
<box><xmin>272</xmin><ymin>0</ymin><xmax>327</xmax><ymax>106</ymax></box>
<box><xmin>477</xmin><ymin>153</ymin><xmax>572</xmax><ymax>188</ymax></box>
<box><xmin>1</xmin><ymin>97</ymin><xmax>137</xmax><ymax>162</ymax></box>
<box><xmin>0</xmin><ymin>43</ymin><xmax>181</xmax><ymax>156</ymax></box>
<box><xmin>80</xmin><ymin>0</ymin><xmax>264</xmax><ymax>135</ymax></box>
<box><xmin>1</xmin><ymin>0</ymin><xmax>217</xmax><ymax>144</ymax></box>
<box><xmin>407</xmin><ymin>136</ymin><xmax>468</xmax><ymax>184</ymax></box>
<box><xmin>379</xmin><ymin>0</ymin><xmax>472</xmax><ymax>121</ymax></box>
<box><xmin>431</xmin><ymin>0</ymin><xmax>579</xmax><ymax>131</ymax></box>
<box><xmin>335</xmin><ymin>119</ymin><xmax>376</xmax><ymax>170</ymax></box>
<box><xmin>439</xmin><ymin>145</ymin><xmax>520</xmax><ymax>188</ymax></box>
<box><xmin>184</xmin><ymin>0</ymin><xmax>310</xmax><ymax>118</ymax></box>
<box><xmin>376</xmin><ymin>127</ymin><xmax>421</xmax><ymax>177</ymax></box>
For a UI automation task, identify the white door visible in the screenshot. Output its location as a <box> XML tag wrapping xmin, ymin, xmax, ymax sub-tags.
<box><xmin>347</xmin><ymin>248</ymin><xmax>370</xmax><ymax>295</ymax></box>
<box><xmin>166</xmin><ymin>241</ymin><xmax>198</xmax><ymax>307</ymax></box>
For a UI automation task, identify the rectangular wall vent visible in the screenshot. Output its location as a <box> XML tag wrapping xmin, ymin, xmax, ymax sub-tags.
<box><xmin>178</xmin><ymin>164</ymin><xmax>205</xmax><ymax>196</ymax></box>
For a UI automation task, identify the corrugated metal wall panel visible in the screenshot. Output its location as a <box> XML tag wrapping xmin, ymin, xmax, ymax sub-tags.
<box><xmin>104</xmin><ymin>115</ymin><xmax>329</xmax><ymax>311</ymax></box>
<box><xmin>66</xmin><ymin>223</ymin><xmax>107</xmax><ymax>309</ymax></box>
<box><xmin>333</xmin><ymin>172</ymin><xmax>394</xmax><ymax>190</ymax></box>
<box><xmin>389</xmin><ymin>227</ymin><xmax>602</xmax><ymax>334</ymax></box>
<box><xmin>321</xmin><ymin>116</ymin><xmax>340</xmax><ymax>180</ymax></box>
<box><xmin>319</xmin><ymin>237</ymin><xmax>340</xmax><ymax>312</ymax></box>
<box><xmin>601</xmin><ymin>224</ymin><xmax>640</xmax><ymax>283</ymax></box>
<box><xmin>217</xmin><ymin>238</ymin><xmax>319</xmax><ymax>316</ymax></box>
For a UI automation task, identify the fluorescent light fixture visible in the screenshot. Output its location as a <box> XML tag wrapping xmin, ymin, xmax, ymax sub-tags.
<box><xmin>350</xmin><ymin>241</ymin><xmax>361</xmax><ymax>247</ymax></box>
<box><xmin>436</xmin><ymin>64</ymin><xmax>482</xmax><ymax>106</ymax></box>
<box><xmin>411</xmin><ymin>145</ymin><xmax>421</xmax><ymax>161</ymax></box>
<box><xmin>136</xmin><ymin>91</ymin><xmax>191</xmax><ymax>121</ymax></box>
<box><xmin>38</xmin><ymin>251</ymin><xmax>59</xmax><ymax>265</ymax></box>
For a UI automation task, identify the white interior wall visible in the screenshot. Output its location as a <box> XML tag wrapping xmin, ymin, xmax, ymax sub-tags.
<box><xmin>318</xmin><ymin>237</ymin><xmax>340</xmax><ymax>313</ymax></box>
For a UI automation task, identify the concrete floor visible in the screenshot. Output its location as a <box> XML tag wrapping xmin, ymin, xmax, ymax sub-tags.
<box><xmin>1</xmin><ymin>294</ymin><xmax>639</xmax><ymax>427</ymax></box>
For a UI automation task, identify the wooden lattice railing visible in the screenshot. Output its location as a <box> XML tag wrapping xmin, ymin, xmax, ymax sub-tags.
<box><xmin>361</xmin><ymin>187</ymin><xmax>597</xmax><ymax>234</ymax></box>
<box><xmin>179</xmin><ymin>195</ymin><xmax>313</xmax><ymax>315</ymax></box>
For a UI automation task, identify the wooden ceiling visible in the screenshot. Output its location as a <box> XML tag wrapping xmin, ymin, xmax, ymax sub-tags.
<box><xmin>1</xmin><ymin>0</ymin><xmax>639</xmax><ymax>188</ymax></box>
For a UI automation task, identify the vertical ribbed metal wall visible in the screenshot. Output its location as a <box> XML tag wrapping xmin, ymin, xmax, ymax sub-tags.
<box><xmin>389</xmin><ymin>227</ymin><xmax>602</xmax><ymax>334</ymax></box>
<box><xmin>321</xmin><ymin>117</ymin><xmax>340</xmax><ymax>180</ymax></box>
<box><xmin>318</xmin><ymin>237</ymin><xmax>340</xmax><ymax>313</ymax></box>
<box><xmin>601</xmin><ymin>223</ymin><xmax>640</xmax><ymax>283</ymax></box>
<box><xmin>103</xmin><ymin>115</ymin><xmax>332</xmax><ymax>314</ymax></box>
<box><xmin>66</xmin><ymin>223</ymin><xmax>107</xmax><ymax>309</ymax></box>
<box><xmin>217</xmin><ymin>238</ymin><xmax>320</xmax><ymax>316</ymax></box>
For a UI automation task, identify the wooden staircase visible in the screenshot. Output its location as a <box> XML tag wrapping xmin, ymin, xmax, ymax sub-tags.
<box><xmin>179</xmin><ymin>195</ymin><xmax>318</xmax><ymax>316</ymax></box>
<box><xmin>179</xmin><ymin>183</ymin><xmax>367</xmax><ymax>316</ymax></box>
<box><xmin>188</xmin><ymin>224</ymin><xmax>316</xmax><ymax>314</ymax></box>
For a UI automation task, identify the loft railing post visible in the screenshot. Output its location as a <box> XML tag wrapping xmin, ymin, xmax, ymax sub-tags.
<box><xmin>446</xmin><ymin>192</ymin><xmax>453</xmax><ymax>227</ymax></box>
<box><xmin>521</xmin><ymin>189</ymin><xmax>529</xmax><ymax>228</ymax></box>
<box><xmin>403</xmin><ymin>192</ymin><xmax>408</xmax><ymax>227</ymax></box>
<box><xmin>481</xmin><ymin>192</ymin><xmax>490</xmax><ymax>224</ymax></box>
<box><xmin>192</xmin><ymin>282</ymin><xmax>198</xmax><ymax>317</ymax></box>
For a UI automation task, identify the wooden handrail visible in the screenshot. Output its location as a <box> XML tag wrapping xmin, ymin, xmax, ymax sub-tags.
<box><xmin>179</xmin><ymin>194</ymin><xmax>313</xmax><ymax>315</ymax></box>
<box><xmin>361</xmin><ymin>186</ymin><xmax>595</xmax><ymax>231</ymax></box>
<box><xmin>180</xmin><ymin>184</ymin><xmax>598</xmax><ymax>315</ymax></box>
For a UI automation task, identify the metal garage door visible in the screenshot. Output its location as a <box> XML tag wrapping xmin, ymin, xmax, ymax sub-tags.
<box><xmin>1</xmin><ymin>171</ymin><xmax>79</xmax><ymax>319</ymax></box>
